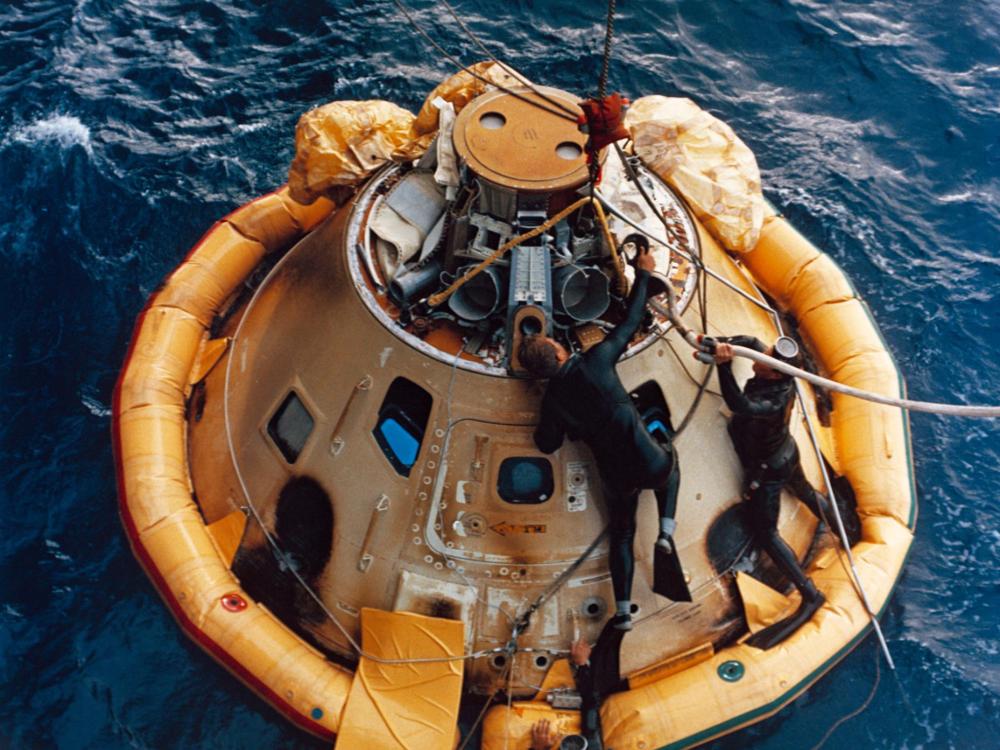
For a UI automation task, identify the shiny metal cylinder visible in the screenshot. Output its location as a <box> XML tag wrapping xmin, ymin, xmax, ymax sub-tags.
<box><xmin>390</xmin><ymin>260</ymin><xmax>443</xmax><ymax>303</ymax></box>
<box><xmin>448</xmin><ymin>265</ymin><xmax>506</xmax><ymax>321</ymax></box>
<box><xmin>554</xmin><ymin>265</ymin><xmax>610</xmax><ymax>322</ymax></box>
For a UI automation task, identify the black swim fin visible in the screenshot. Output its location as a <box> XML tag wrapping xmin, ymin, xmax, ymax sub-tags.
<box><xmin>653</xmin><ymin>537</ymin><xmax>692</xmax><ymax>602</ymax></box>
<box><xmin>745</xmin><ymin>589</ymin><xmax>825</xmax><ymax>650</ymax></box>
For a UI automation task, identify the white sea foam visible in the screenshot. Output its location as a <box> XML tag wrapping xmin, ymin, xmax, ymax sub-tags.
<box><xmin>81</xmin><ymin>393</ymin><xmax>112</xmax><ymax>418</ymax></box>
<box><xmin>8</xmin><ymin>115</ymin><xmax>93</xmax><ymax>154</ymax></box>
<box><xmin>235</xmin><ymin>121</ymin><xmax>268</xmax><ymax>134</ymax></box>
<box><xmin>45</xmin><ymin>538</ymin><xmax>72</xmax><ymax>562</ymax></box>
<box><xmin>2</xmin><ymin>604</ymin><xmax>23</xmax><ymax>619</ymax></box>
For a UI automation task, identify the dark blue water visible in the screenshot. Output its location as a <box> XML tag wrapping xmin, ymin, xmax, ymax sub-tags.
<box><xmin>1</xmin><ymin>1</ymin><xmax>998</xmax><ymax>747</ymax></box>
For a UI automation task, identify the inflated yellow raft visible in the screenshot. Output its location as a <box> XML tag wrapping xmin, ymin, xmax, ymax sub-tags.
<box><xmin>114</xmin><ymin>66</ymin><xmax>916</xmax><ymax>749</ymax></box>
<box><xmin>113</xmin><ymin>189</ymin><xmax>352</xmax><ymax>739</ymax></box>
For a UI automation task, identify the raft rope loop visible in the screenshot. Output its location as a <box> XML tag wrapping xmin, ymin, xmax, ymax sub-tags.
<box><xmin>809</xmin><ymin>643</ymin><xmax>882</xmax><ymax>750</ymax></box>
<box><xmin>390</xmin><ymin>0</ymin><xmax>578</xmax><ymax>123</ymax></box>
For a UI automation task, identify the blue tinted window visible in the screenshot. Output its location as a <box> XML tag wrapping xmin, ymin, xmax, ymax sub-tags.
<box><xmin>646</xmin><ymin>419</ymin><xmax>667</xmax><ymax>436</ymax></box>
<box><xmin>497</xmin><ymin>457</ymin><xmax>553</xmax><ymax>504</ymax></box>
<box><xmin>373</xmin><ymin>378</ymin><xmax>433</xmax><ymax>477</ymax></box>
<box><xmin>379</xmin><ymin>418</ymin><xmax>419</xmax><ymax>468</ymax></box>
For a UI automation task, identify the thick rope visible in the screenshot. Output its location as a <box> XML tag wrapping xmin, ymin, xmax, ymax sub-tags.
<box><xmin>428</xmin><ymin>196</ymin><xmax>591</xmax><ymax>307</ymax></box>
<box><xmin>730</xmin><ymin>345</ymin><xmax>999</xmax><ymax>417</ymax></box>
<box><xmin>597</xmin><ymin>0</ymin><xmax>616</xmax><ymax>100</ymax></box>
<box><xmin>591</xmin><ymin>197</ymin><xmax>629</xmax><ymax>295</ymax></box>
<box><xmin>648</xmin><ymin>296</ymin><xmax>1000</xmax><ymax>418</ymax></box>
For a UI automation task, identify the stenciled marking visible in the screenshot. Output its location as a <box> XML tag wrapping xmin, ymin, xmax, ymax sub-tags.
<box><xmin>489</xmin><ymin>521</ymin><xmax>547</xmax><ymax>536</ymax></box>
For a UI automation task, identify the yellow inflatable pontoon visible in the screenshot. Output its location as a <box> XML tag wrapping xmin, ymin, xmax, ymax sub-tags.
<box><xmin>114</xmin><ymin>64</ymin><xmax>916</xmax><ymax>749</ymax></box>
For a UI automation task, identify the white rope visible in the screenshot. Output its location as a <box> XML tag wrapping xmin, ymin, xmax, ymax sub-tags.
<box><xmin>646</xmin><ymin>297</ymin><xmax>1000</xmax><ymax>418</ymax></box>
<box><xmin>730</xmin><ymin>345</ymin><xmax>999</xmax><ymax>417</ymax></box>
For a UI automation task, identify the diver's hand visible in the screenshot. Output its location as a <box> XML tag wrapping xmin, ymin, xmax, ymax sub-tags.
<box><xmin>570</xmin><ymin>637</ymin><xmax>592</xmax><ymax>667</ymax></box>
<box><xmin>636</xmin><ymin>245</ymin><xmax>656</xmax><ymax>273</ymax></box>
<box><xmin>713</xmin><ymin>342</ymin><xmax>734</xmax><ymax>364</ymax></box>
<box><xmin>530</xmin><ymin>718</ymin><xmax>557</xmax><ymax>750</ymax></box>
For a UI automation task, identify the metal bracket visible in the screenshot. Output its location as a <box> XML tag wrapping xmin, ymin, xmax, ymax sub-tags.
<box><xmin>358</xmin><ymin>492</ymin><xmax>390</xmax><ymax>573</ymax></box>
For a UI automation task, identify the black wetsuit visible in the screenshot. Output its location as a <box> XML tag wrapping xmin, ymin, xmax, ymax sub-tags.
<box><xmin>534</xmin><ymin>269</ymin><xmax>678</xmax><ymax>603</ymax></box>
<box><xmin>717</xmin><ymin>336</ymin><xmax>828</xmax><ymax>591</ymax></box>
<box><xmin>570</xmin><ymin>621</ymin><xmax>626</xmax><ymax>750</ymax></box>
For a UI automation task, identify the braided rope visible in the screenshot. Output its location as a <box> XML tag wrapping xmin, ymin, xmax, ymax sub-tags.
<box><xmin>598</xmin><ymin>0</ymin><xmax>616</xmax><ymax>100</ymax></box>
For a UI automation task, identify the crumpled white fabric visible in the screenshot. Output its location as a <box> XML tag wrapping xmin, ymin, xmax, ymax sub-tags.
<box><xmin>625</xmin><ymin>96</ymin><xmax>765</xmax><ymax>253</ymax></box>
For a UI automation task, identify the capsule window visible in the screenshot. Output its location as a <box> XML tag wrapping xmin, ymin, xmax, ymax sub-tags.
<box><xmin>267</xmin><ymin>391</ymin><xmax>315</xmax><ymax>464</ymax></box>
<box><xmin>631</xmin><ymin>380</ymin><xmax>674</xmax><ymax>442</ymax></box>
<box><xmin>497</xmin><ymin>457</ymin><xmax>553</xmax><ymax>504</ymax></box>
<box><xmin>374</xmin><ymin>377</ymin><xmax>433</xmax><ymax>477</ymax></box>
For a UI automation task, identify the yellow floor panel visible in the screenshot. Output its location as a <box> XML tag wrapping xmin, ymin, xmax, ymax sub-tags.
<box><xmin>336</xmin><ymin>608</ymin><xmax>465</xmax><ymax>750</ymax></box>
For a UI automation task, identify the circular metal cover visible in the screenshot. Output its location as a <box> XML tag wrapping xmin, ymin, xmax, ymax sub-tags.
<box><xmin>774</xmin><ymin>335</ymin><xmax>800</xmax><ymax>360</ymax></box>
<box><xmin>718</xmin><ymin>660</ymin><xmax>746</xmax><ymax>682</ymax></box>
<box><xmin>452</xmin><ymin>86</ymin><xmax>591</xmax><ymax>192</ymax></box>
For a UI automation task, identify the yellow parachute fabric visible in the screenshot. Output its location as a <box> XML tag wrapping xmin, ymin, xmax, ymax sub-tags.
<box><xmin>288</xmin><ymin>100</ymin><xmax>416</xmax><ymax>205</ymax></box>
<box><xmin>625</xmin><ymin>96</ymin><xmax>765</xmax><ymax>253</ymax></box>
<box><xmin>412</xmin><ymin>60</ymin><xmax>531</xmax><ymax>136</ymax></box>
<box><xmin>288</xmin><ymin>62</ymin><xmax>531</xmax><ymax>205</ymax></box>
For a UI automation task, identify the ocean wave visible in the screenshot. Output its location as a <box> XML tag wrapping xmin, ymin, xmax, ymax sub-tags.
<box><xmin>5</xmin><ymin>114</ymin><xmax>93</xmax><ymax>154</ymax></box>
<box><xmin>80</xmin><ymin>393</ymin><xmax>111</xmax><ymax>419</ymax></box>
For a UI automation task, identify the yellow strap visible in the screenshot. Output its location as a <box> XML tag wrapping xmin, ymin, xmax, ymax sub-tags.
<box><xmin>592</xmin><ymin>197</ymin><xmax>629</xmax><ymax>295</ymax></box>
<box><xmin>428</xmin><ymin>196</ymin><xmax>607</xmax><ymax>308</ymax></box>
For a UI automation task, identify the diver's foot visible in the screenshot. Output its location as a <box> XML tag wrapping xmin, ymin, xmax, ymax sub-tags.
<box><xmin>652</xmin><ymin>536</ymin><xmax>693</xmax><ymax>602</ymax></box>
<box><xmin>655</xmin><ymin>533</ymin><xmax>674</xmax><ymax>554</ymax></box>
<box><xmin>840</xmin><ymin>509</ymin><xmax>861</xmax><ymax>546</ymax></box>
<box><xmin>611</xmin><ymin>612</ymin><xmax>633</xmax><ymax>631</ymax></box>
<box><xmin>746</xmin><ymin>588</ymin><xmax>825</xmax><ymax>650</ymax></box>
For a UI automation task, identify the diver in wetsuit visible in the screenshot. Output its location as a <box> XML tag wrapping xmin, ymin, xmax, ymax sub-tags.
<box><xmin>529</xmin><ymin>636</ymin><xmax>603</xmax><ymax>750</ymax></box>
<box><xmin>711</xmin><ymin>335</ymin><xmax>848</xmax><ymax>649</ymax></box>
<box><xmin>521</xmin><ymin>242</ymin><xmax>689</xmax><ymax>632</ymax></box>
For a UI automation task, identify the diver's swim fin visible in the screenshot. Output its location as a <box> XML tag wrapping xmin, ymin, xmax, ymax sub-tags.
<box><xmin>745</xmin><ymin>589</ymin><xmax>825</xmax><ymax>650</ymax></box>
<box><xmin>653</xmin><ymin>537</ymin><xmax>692</xmax><ymax>602</ymax></box>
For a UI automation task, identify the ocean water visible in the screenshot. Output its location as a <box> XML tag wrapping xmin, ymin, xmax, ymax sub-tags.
<box><xmin>1</xmin><ymin>1</ymin><xmax>998</xmax><ymax>748</ymax></box>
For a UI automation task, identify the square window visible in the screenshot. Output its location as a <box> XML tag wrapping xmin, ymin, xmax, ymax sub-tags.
<box><xmin>497</xmin><ymin>457</ymin><xmax>554</xmax><ymax>504</ymax></box>
<box><xmin>267</xmin><ymin>392</ymin><xmax>314</xmax><ymax>464</ymax></box>
<box><xmin>373</xmin><ymin>378</ymin><xmax>433</xmax><ymax>477</ymax></box>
